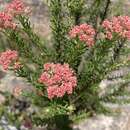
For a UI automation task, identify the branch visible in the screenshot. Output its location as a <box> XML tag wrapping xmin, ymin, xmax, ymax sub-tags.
<box><xmin>100</xmin><ymin>0</ymin><xmax>111</xmax><ymax>24</ymax></box>
<box><xmin>112</xmin><ymin>40</ymin><xmax>124</xmax><ymax>61</ymax></box>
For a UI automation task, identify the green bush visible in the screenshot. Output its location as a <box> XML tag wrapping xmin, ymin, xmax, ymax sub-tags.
<box><xmin>0</xmin><ymin>0</ymin><xmax>130</xmax><ymax>129</ymax></box>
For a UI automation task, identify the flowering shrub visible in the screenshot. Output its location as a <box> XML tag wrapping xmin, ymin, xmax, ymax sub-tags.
<box><xmin>39</xmin><ymin>63</ymin><xmax>77</xmax><ymax>99</ymax></box>
<box><xmin>0</xmin><ymin>0</ymin><xmax>130</xmax><ymax>129</ymax></box>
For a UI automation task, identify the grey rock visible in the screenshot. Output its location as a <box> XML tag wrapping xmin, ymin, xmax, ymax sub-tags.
<box><xmin>73</xmin><ymin>103</ymin><xmax>130</xmax><ymax>130</ymax></box>
<box><xmin>99</xmin><ymin>67</ymin><xmax>130</xmax><ymax>97</ymax></box>
<box><xmin>23</xmin><ymin>0</ymin><xmax>50</xmax><ymax>38</ymax></box>
<box><xmin>0</xmin><ymin>70</ymin><xmax>6</xmax><ymax>79</ymax></box>
<box><xmin>107</xmin><ymin>67</ymin><xmax>130</xmax><ymax>80</ymax></box>
<box><xmin>99</xmin><ymin>78</ymin><xmax>126</xmax><ymax>97</ymax></box>
<box><xmin>0</xmin><ymin>69</ymin><xmax>34</xmax><ymax>97</ymax></box>
<box><xmin>0</xmin><ymin>116</ymin><xmax>18</xmax><ymax>130</ymax></box>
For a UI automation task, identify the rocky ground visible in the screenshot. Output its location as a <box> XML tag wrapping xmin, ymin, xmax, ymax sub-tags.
<box><xmin>24</xmin><ymin>0</ymin><xmax>51</xmax><ymax>38</ymax></box>
<box><xmin>74</xmin><ymin>104</ymin><xmax>130</xmax><ymax>130</ymax></box>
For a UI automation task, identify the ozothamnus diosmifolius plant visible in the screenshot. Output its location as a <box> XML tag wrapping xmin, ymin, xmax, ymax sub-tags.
<box><xmin>0</xmin><ymin>0</ymin><xmax>130</xmax><ymax>129</ymax></box>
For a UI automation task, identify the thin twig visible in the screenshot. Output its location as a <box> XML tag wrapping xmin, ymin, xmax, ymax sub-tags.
<box><xmin>100</xmin><ymin>0</ymin><xmax>111</xmax><ymax>24</ymax></box>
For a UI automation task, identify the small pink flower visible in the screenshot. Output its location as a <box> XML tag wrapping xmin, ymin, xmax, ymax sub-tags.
<box><xmin>106</xmin><ymin>31</ymin><xmax>113</xmax><ymax>40</ymax></box>
<box><xmin>39</xmin><ymin>63</ymin><xmax>77</xmax><ymax>99</ymax></box>
<box><xmin>14</xmin><ymin>62</ymin><xmax>22</xmax><ymax>70</ymax></box>
<box><xmin>13</xmin><ymin>86</ymin><xmax>23</xmax><ymax>97</ymax></box>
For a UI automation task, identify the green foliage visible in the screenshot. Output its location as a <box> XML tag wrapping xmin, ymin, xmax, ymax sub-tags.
<box><xmin>68</xmin><ymin>0</ymin><xmax>84</xmax><ymax>25</ymax></box>
<box><xmin>82</xmin><ymin>0</ymin><xmax>111</xmax><ymax>28</ymax></box>
<box><xmin>50</xmin><ymin>0</ymin><xmax>68</xmax><ymax>61</ymax></box>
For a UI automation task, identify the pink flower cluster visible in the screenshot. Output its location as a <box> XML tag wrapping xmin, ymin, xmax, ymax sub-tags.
<box><xmin>0</xmin><ymin>0</ymin><xmax>30</xmax><ymax>30</ymax></box>
<box><xmin>5</xmin><ymin>0</ymin><xmax>30</xmax><ymax>16</ymax></box>
<box><xmin>102</xmin><ymin>16</ymin><xmax>130</xmax><ymax>40</ymax></box>
<box><xmin>0</xmin><ymin>50</ymin><xmax>19</xmax><ymax>70</ymax></box>
<box><xmin>39</xmin><ymin>63</ymin><xmax>77</xmax><ymax>99</ymax></box>
<box><xmin>0</xmin><ymin>12</ymin><xmax>16</xmax><ymax>29</ymax></box>
<box><xmin>69</xmin><ymin>23</ymin><xmax>96</xmax><ymax>47</ymax></box>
